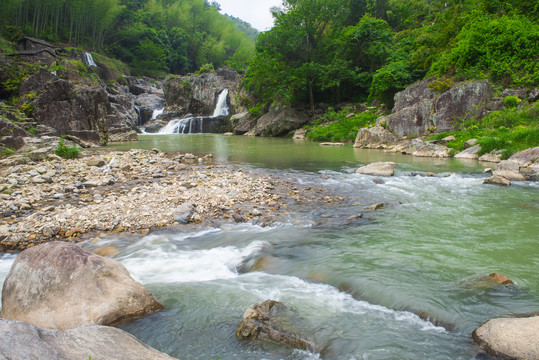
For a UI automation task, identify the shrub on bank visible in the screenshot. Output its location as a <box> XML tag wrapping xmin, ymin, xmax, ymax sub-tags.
<box><xmin>305</xmin><ymin>110</ymin><xmax>378</xmax><ymax>142</ymax></box>
<box><xmin>55</xmin><ymin>137</ymin><xmax>80</xmax><ymax>159</ymax></box>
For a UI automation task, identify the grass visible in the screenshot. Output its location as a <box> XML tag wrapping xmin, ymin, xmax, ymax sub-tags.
<box><xmin>305</xmin><ymin>109</ymin><xmax>379</xmax><ymax>142</ymax></box>
<box><xmin>55</xmin><ymin>137</ymin><xmax>80</xmax><ymax>159</ymax></box>
<box><xmin>428</xmin><ymin>103</ymin><xmax>539</xmax><ymax>159</ymax></box>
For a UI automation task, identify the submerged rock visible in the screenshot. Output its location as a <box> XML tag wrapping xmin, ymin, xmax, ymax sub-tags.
<box><xmin>0</xmin><ymin>319</ymin><xmax>176</xmax><ymax>360</ymax></box>
<box><xmin>355</xmin><ymin>162</ymin><xmax>396</xmax><ymax>177</ymax></box>
<box><xmin>236</xmin><ymin>300</ymin><xmax>316</xmax><ymax>352</ymax></box>
<box><xmin>0</xmin><ymin>242</ymin><xmax>163</xmax><ymax>330</ymax></box>
<box><xmin>472</xmin><ymin>316</ymin><xmax>539</xmax><ymax>360</ymax></box>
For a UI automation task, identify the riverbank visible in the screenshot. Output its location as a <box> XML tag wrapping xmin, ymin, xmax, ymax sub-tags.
<box><xmin>0</xmin><ymin>148</ymin><xmax>336</xmax><ymax>252</ymax></box>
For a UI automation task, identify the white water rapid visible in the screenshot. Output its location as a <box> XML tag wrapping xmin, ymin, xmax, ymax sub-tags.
<box><xmin>158</xmin><ymin>88</ymin><xmax>229</xmax><ymax>134</ymax></box>
<box><xmin>84</xmin><ymin>52</ymin><xmax>97</xmax><ymax>67</ymax></box>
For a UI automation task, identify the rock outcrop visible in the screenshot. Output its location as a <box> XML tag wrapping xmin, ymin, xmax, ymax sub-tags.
<box><xmin>231</xmin><ymin>111</ymin><xmax>256</xmax><ymax>135</ymax></box>
<box><xmin>483</xmin><ymin>149</ymin><xmax>539</xmax><ymax>184</ymax></box>
<box><xmin>0</xmin><ymin>319</ymin><xmax>176</xmax><ymax>360</ymax></box>
<box><xmin>164</xmin><ymin>68</ymin><xmax>242</xmax><ymax>118</ymax></box>
<box><xmin>236</xmin><ymin>300</ymin><xmax>316</xmax><ymax>352</ymax></box>
<box><xmin>472</xmin><ymin>316</ymin><xmax>539</xmax><ymax>360</ymax></box>
<box><xmin>247</xmin><ymin>106</ymin><xmax>309</xmax><ymax>137</ymax></box>
<box><xmin>0</xmin><ymin>241</ymin><xmax>163</xmax><ymax>330</ymax></box>
<box><xmin>381</xmin><ymin>78</ymin><xmax>492</xmax><ymax>137</ymax></box>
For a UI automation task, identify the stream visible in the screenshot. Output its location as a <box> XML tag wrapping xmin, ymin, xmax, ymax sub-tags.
<box><xmin>1</xmin><ymin>134</ymin><xmax>538</xmax><ymax>359</ymax></box>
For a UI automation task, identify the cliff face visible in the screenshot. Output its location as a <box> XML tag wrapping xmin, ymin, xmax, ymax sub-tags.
<box><xmin>383</xmin><ymin>78</ymin><xmax>493</xmax><ymax>138</ymax></box>
<box><xmin>163</xmin><ymin>68</ymin><xmax>244</xmax><ymax>118</ymax></box>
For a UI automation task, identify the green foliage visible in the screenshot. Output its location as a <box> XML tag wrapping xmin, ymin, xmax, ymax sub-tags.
<box><xmin>194</xmin><ymin>63</ymin><xmax>214</xmax><ymax>75</ymax></box>
<box><xmin>0</xmin><ymin>0</ymin><xmax>256</xmax><ymax>76</ymax></box>
<box><xmin>503</xmin><ymin>95</ymin><xmax>521</xmax><ymax>108</ymax></box>
<box><xmin>428</xmin><ymin>103</ymin><xmax>539</xmax><ymax>158</ymax></box>
<box><xmin>370</xmin><ymin>60</ymin><xmax>413</xmax><ymax>106</ymax></box>
<box><xmin>429</xmin><ymin>13</ymin><xmax>539</xmax><ymax>85</ymax></box>
<box><xmin>55</xmin><ymin>137</ymin><xmax>80</xmax><ymax>159</ymax></box>
<box><xmin>0</xmin><ymin>146</ymin><xmax>16</xmax><ymax>158</ymax></box>
<box><xmin>428</xmin><ymin>77</ymin><xmax>455</xmax><ymax>94</ymax></box>
<box><xmin>305</xmin><ymin>110</ymin><xmax>378</xmax><ymax>142</ymax></box>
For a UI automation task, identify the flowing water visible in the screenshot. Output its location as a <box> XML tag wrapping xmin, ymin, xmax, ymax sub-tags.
<box><xmin>1</xmin><ymin>135</ymin><xmax>538</xmax><ymax>359</ymax></box>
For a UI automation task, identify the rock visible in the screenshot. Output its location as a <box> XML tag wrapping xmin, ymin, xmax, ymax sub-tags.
<box><xmin>236</xmin><ymin>300</ymin><xmax>316</xmax><ymax>352</ymax></box>
<box><xmin>454</xmin><ymin>145</ymin><xmax>481</xmax><ymax>160</ymax></box>
<box><xmin>223</xmin><ymin>132</ymin><xmax>234</xmax><ymax>136</ymax></box>
<box><xmin>509</xmin><ymin>147</ymin><xmax>539</xmax><ymax>167</ymax></box>
<box><xmin>493</xmin><ymin>170</ymin><xmax>529</xmax><ymax>181</ymax></box>
<box><xmin>479</xmin><ymin>153</ymin><xmax>502</xmax><ymax>163</ymax></box>
<box><xmin>365</xmin><ymin>202</ymin><xmax>385</xmax><ymax>211</ymax></box>
<box><xmin>472</xmin><ymin>316</ymin><xmax>539</xmax><ymax>360</ymax></box>
<box><xmin>411</xmin><ymin>143</ymin><xmax>451</xmax><ymax>158</ymax></box>
<box><xmin>411</xmin><ymin>172</ymin><xmax>437</xmax><ymax>177</ymax></box>
<box><xmin>463</xmin><ymin>138</ymin><xmax>479</xmax><ymax>149</ymax></box>
<box><xmin>355</xmin><ymin>162</ymin><xmax>396</xmax><ymax>177</ymax></box>
<box><xmin>87</xmin><ymin>159</ymin><xmax>106</xmax><ymax>167</ymax></box>
<box><xmin>0</xmin><ymin>242</ymin><xmax>163</xmax><ymax>330</ymax></box>
<box><xmin>443</xmin><ymin>135</ymin><xmax>456</xmax><ymax>142</ymax></box>
<box><xmin>320</xmin><ymin>142</ymin><xmax>344</xmax><ymax>146</ymax></box>
<box><xmin>0</xmin><ymin>319</ymin><xmax>176</xmax><ymax>360</ymax></box>
<box><xmin>251</xmin><ymin>106</ymin><xmax>309</xmax><ymax>137</ymax></box>
<box><xmin>231</xmin><ymin>112</ymin><xmax>256</xmax><ymax>135</ymax></box>
<box><xmin>486</xmin><ymin>272</ymin><xmax>514</xmax><ymax>286</ymax></box>
<box><xmin>433</xmin><ymin>80</ymin><xmax>491</xmax><ymax>132</ymax></box>
<box><xmin>293</xmin><ymin>128</ymin><xmax>308</xmax><ymax>140</ymax></box>
<box><xmin>134</xmin><ymin>93</ymin><xmax>165</xmax><ymax>125</ymax></box>
<box><xmin>164</xmin><ymin>69</ymin><xmax>242</xmax><ymax>117</ymax></box>
<box><xmin>497</xmin><ymin>160</ymin><xmax>521</xmax><ymax>172</ymax></box>
<box><xmin>353</xmin><ymin>125</ymin><xmax>398</xmax><ymax>148</ymax></box>
<box><xmin>484</xmin><ymin>175</ymin><xmax>511</xmax><ymax>186</ymax></box>
<box><xmin>173</xmin><ymin>202</ymin><xmax>197</xmax><ymax>224</ymax></box>
<box><xmin>0</xmin><ymin>117</ymin><xmax>31</xmax><ymax>149</ymax></box>
<box><xmin>385</xmin><ymin>79</ymin><xmax>491</xmax><ymax>137</ymax></box>
<box><xmin>93</xmin><ymin>246</ymin><xmax>119</xmax><ymax>257</ymax></box>
<box><xmin>528</xmin><ymin>88</ymin><xmax>539</xmax><ymax>102</ymax></box>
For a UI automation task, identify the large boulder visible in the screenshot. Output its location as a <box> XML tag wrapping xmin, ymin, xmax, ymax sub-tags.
<box><xmin>231</xmin><ymin>112</ymin><xmax>256</xmax><ymax>135</ymax></box>
<box><xmin>472</xmin><ymin>316</ymin><xmax>539</xmax><ymax>360</ymax></box>
<box><xmin>134</xmin><ymin>93</ymin><xmax>165</xmax><ymax>125</ymax></box>
<box><xmin>0</xmin><ymin>242</ymin><xmax>163</xmax><ymax>330</ymax></box>
<box><xmin>353</xmin><ymin>125</ymin><xmax>398</xmax><ymax>149</ymax></box>
<box><xmin>236</xmin><ymin>300</ymin><xmax>316</xmax><ymax>352</ymax></box>
<box><xmin>355</xmin><ymin>162</ymin><xmax>396</xmax><ymax>176</ymax></box>
<box><xmin>432</xmin><ymin>80</ymin><xmax>491</xmax><ymax>132</ymax></box>
<box><xmin>250</xmin><ymin>106</ymin><xmax>309</xmax><ymax>137</ymax></box>
<box><xmin>31</xmin><ymin>79</ymin><xmax>111</xmax><ymax>143</ymax></box>
<box><xmin>0</xmin><ymin>116</ymin><xmax>31</xmax><ymax>149</ymax></box>
<box><xmin>385</xmin><ymin>78</ymin><xmax>492</xmax><ymax>137</ymax></box>
<box><xmin>0</xmin><ymin>319</ymin><xmax>176</xmax><ymax>360</ymax></box>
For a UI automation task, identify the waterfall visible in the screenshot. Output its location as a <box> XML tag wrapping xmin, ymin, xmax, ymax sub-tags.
<box><xmin>84</xmin><ymin>52</ymin><xmax>97</xmax><ymax>67</ymax></box>
<box><xmin>134</xmin><ymin>106</ymin><xmax>142</xmax><ymax>126</ymax></box>
<box><xmin>212</xmin><ymin>89</ymin><xmax>229</xmax><ymax>117</ymax></box>
<box><xmin>151</xmin><ymin>108</ymin><xmax>164</xmax><ymax>121</ymax></box>
<box><xmin>158</xmin><ymin>89</ymin><xmax>230</xmax><ymax>134</ymax></box>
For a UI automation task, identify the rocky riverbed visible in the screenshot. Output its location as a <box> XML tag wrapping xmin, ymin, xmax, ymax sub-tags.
<box><xmin>0</xmin><ymin>148</ymin><xmax>336</xmax><ymax>252</ymax></box>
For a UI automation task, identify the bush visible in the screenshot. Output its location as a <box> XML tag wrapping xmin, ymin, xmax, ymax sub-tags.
<box><xmin>503</xmin><ymin>95</ymin><xmax>520</xmax><ymax>108</ymax></box>
<box><xmin>305</xmin><ymin>110</ymin><xmax>378</xmax><ymax>142</ymax></box>
<box><xmin>55</xmin><ymin>137</ymin><xmax>80</xmax><ymax>159</ymax></box>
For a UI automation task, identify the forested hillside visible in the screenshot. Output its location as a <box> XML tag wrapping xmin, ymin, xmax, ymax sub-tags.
<box><xmin>0</xmin><ymin>0</ymin><xmax>257</xmax><ymax>75</ymax></box>
<box><xmin>245</xmin><ymin>0</ymin><xmax>539</xmax><ymax>110</ymax></box>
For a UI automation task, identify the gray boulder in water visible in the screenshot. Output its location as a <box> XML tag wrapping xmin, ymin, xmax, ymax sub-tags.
<box><xmin>0</xmin><ymin>241</ymin><xmax>163</xmax><ymax>330</ymax></box>
<box><xmin>236</xmin><ymin>300</ymin><xmax>317</xmax><ymax>352</ymax></box>
<box><xmin>472</xmin><ymin>316</ymin><xmax>539</xmax><ymax>360</ymax></box>
<box><xmin>0</xmin><ymin>319</ymin><xmax>176</xmax><ymax>360</ymax></box>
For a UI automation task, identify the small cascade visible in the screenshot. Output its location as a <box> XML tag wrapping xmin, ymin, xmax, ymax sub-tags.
<box><xmin>151</xmin><ymin>108</ymin><xmax>164</xmax><ymax>121</ymax></box>
<box><xmin>212</xmin><ymin>88</ymin><xmax>229</xmax><ymax>117</ymax></box>
<box><xmin>134</xmin><ymin>106</ymin><xmax>143</xmax><ymax>126</ymax></box>
<box><xmin>158</xmin><ymin>88</ymin><xmax>230</xmax><ymax>134</ymax></box>
<box><xmin>84</xmin><ymin>52</ymin><xmax>97</xmax><ymax>67</ymax></box>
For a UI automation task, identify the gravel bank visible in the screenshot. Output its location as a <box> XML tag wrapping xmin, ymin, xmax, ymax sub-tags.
<box><xmin>0</xmin><ymin>149</ymin><xmax>329</xmax><ymax>252</ymax></box>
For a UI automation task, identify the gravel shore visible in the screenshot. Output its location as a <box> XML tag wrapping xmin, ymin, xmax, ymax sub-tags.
<box><xmin>0</xmin><ymin>149</ymin><xmax>330</xmax><ymax>252</ymax></box>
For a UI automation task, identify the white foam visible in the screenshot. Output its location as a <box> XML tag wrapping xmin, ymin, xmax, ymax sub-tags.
<box><xmin>118</xmin><ymin>240</ymin><xmax>270</xmax><ymax>284</ymax></box>
<box><xmin>234</xmin><ymin>273</ymin><xmax>446</xmax><ymax>332</ymax></box>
